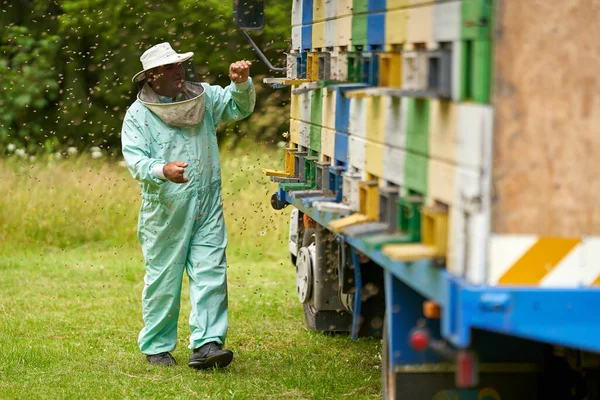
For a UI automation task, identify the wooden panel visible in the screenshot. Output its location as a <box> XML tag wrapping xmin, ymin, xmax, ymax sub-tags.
<box><xmin>379</xmin><ymin>53</ymin><xmax>402</xmax><ymax>88</ymax></box>
<box><xmin>351</xmin><ymin>13</ymin><xmax>368</xmax><ymax>48</ymax></box>
<box><xmin>492</xmin><ymin>0</ymin><xmax>600</xmax><ymax>236</ymax></box>
<box><xmin>349</xmin><ymin>97</ymin><xmax>367</xmax><ymax>138</ymax></box>
<box><xmin>365</xmin><ymin>140</ymin><xmax>385</xmax><ymax>178</ymax></box>
<box><xmin>428</xmin><ymin>159</ymin><xmax>455</xmax><ymax>206</ymax></box>
<box><xmin>387</xmin><ymin>0</ymin><xmax>409</xmax><ymax>9</ymax></box>
<box><xmin>322</xmin><ymin>88</ymin><xmax>337</xmax><ymax>130</ymax></box>
<box><xmin>292</xmin><ymin>0</ymin><xmax>303</xmax><ymax>26</ymax></box>
<box><xmin>325</xmin><ymin>0</ymin><xmax>338</xmax><ymax>19</ymax></box>
<box><xmin>336</xmin><ymin>16</ymin><xmax>352</xmax><ymax>47</ymax></box>
<box><xmin>383</xmin><ymin>146</ymin><xmax>405</xmax><ymax>186</ymax></box>
<box><xmin>313</xmin><ymin>22</ymin><xmax>325</xmax><ymax>49</ymax></box>
<box><xmin>451</xmin><ymin>40</ymin><xmax>462</xmax><ymax>101</ymax></box>
<box><xmin>291</xmin><ymin>92</ymin><xmax>301</xmax><ymax>120</ymax></box>
<box><xmin>331</xmin><ymin>51</ymin><xmax>348</xmax><ymax>81</ymax></box>
<box><xmin>300</xmin><ymin>121</ymin><xmax>311</xmax><ymax>148</ymax></box>
<box><xmin>384</xmin><ymin>96</ymin><xmax>407</xmax><ymax>149</ymax></box>
<box><xmin>300</xmin><ymin>91</ymin><xmax>311</xmax><ymax>123</ymax></box>
<box><xmin>385</xmin><ymin>9</ymin><xmax>408</xmax><ymax>46</ymax></box>
<box><xmin>404</xmin><ymin>151</ymin><xmax>428</xmax><ymax>195</ymax></box>
<box><xmin>324</xmin><ymin>19</ymin><xmax>336</xmax><ymax>48</ymax></box>
<box><xmin>287</xmin><ymin>54</ymin><xmax>298</xmax><ymax>79</ymax></box>
<box><xmin>433</xmin><ymin>0</ymin><xmax>461</xmax><ymax>42</ymax></box>
<box><xmin>337</xmin><ymin>0</ymin><xmax>353</xmax><ymax>17</ymax></box>
<box><xmin>353</xmin><ymin>0</ymin><xmax>369</xmax><ymax>14</ymax></box>
<box><xmin>343</xmin><ymin>172</ymin><xmax>362</xmax><ymax>211</ymax></box>
<box><xmin>292</xmin><ymin>26</ymin><xmax>302</xmax><ymax>51</ymax></box>
<box><xmin>349</xmin><ymin>135</ymin><xmax>366</xmax><ymax>171</ymax></box>
<box><xmin>314</xmin><ymin>0</ymin><xmax>326</xmax><ymax>22</ymax></box>
<box><xmin>405</xmin><ymin>98</ymin><xmax>430</xmax><ymax>155</ymax></box>
<box><xmin>457</xmin><ymin>103</ymin><xmax>492</xmax><ymax>170</ymax></box>
<box><xmin>407</xmin><ymin>4</ymin><xmax>433</xmax><ymax>46</ymax></box>
<box><xmin>322</xmin><ymin>127</ymin><xmax>336</xmax><ymax>158</ymax></box>
<box><xmin>402</xmin><ymin>51</ymin><xmax>428</xmax><ymax>91</ymax></box>
<box><xmin>366</xmin><ymin>96</ymin><xmax>386</xmax><ymax>144</ymax></box>
<box><xmin>429</xmin><ymin>99</ymin><xmax>458</xmax><ymax>163</ymax></box>
<box><xmin>290</xmin><ymin>119</ymin><xmax>301</xmax><ymax>145</ymax></box>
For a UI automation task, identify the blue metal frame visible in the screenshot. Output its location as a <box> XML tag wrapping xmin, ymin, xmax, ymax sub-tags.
<box><xmin>443</xmin><ymin>273</ymin><xmax>600</xmax><ymax>353</ymax></box>
<box><xmin>276</xmin><ymin>188</ymin><xmax>600</xmax><ymax>354</ymax></box>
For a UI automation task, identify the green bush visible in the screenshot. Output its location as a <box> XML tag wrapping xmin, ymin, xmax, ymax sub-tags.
<box><xmin>0</xmin><ymin>0</ymin><xmax>291</xmax><ymax>156</ymax></box>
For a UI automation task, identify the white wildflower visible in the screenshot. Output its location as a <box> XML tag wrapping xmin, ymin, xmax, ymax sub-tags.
<box><xmin>118</xmin><ymin>160</ymin><xmax>127</xmax><ymax>168</ymax></box>
<box><xmin>90</xmin><ymin>146</ymin><xmax>101</xmax><ymax>153</ymax></box>
<box><xmin>91</xmin><ymin>151</ymin><xmax>103</xmax><ymax>159</ymax></box>
<box><xmin>67</xmin><ymin>147</ymin><xmax>78</xmax><ymax>156</ymax></box>
<box><xmin>7</xmin><ymin>143</ymin><xmax>16</xmax><ymax>152</ymax></box>
<box><xmin>15</xmin><ymin>148</ymin><xmax>26</xmax><ymax>158</ymax></box>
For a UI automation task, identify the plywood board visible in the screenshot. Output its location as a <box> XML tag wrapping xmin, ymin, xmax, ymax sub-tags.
<box><xmin>492</xmin><ymin>0</ymin><xmax>600</xmax><ymax>235</ymax></box>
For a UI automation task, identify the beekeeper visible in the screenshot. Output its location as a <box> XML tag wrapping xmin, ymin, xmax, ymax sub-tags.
<box><xmin>120</xmin><ymin>42</ymin><xmax>255</xmax><ymax>369</ymax></box>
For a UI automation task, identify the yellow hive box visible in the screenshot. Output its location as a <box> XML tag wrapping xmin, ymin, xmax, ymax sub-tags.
<box><xmin>359</xmin><ymin>180</ymin><xmax>380</xmax><ymax>221</ymax></box>
<box><xmin>366</xmin><ymin>96</ymin><xmax>386</xmax><ymax>144</ymax></box>
<box><xmin>322</xmin><ymin>127</ymin><xmax>336</xmax><ymax>159</ymax></box>
<box><xmin>387</xmin><ymin>0</ymin><xmax>409</xmax><ymax>9</ymax></box>
<box><xmin>290</xmin><ymin>119</ymin><xmax>301</xmax><ymax>146</ymax></box>
<box><xmin>429</xmin><ymin>99</ymin><xmax>458</xmax><ymax>164</ymax></box>
<box><xmin>336</xmin><ymin>16</ymin><xmax>352</xmax><ymax>48</ymax></box>
<box><xmin>365</xmin><ymin>141</ymin><xmax>385</xmax><ymax>178</ymax></box>
<box><xmin>337</xmin><ymin>0</ymin><xmax>353</xmax><ymax>17</ymax></box>
<box><xmin>313</xmin><ymin>0</ymin><xmax>325</xmax><ymax>22</ymax></box>
<box><xmin>290</xmin><ymin>90</ymin><xmax>301</xmax><ymax>120</ymax></box>
<box><xmin>312</xmin><ymin>22</ymin><xmax>325</xmax><ymax>50</ymax></box>
<box><xmin>379</xmin><ymin>53</ymin><xmax>402</xmax><ymax>88</ymax></box>
<box><xmin>385</xmin><ymin>9</ymin><xmax>408</xmax><ymax>47</ymax></box>
<box><xmin>322</xmin><ymin>88</ymin><xmax>337</xmax><ymax>131</ymax></box>
<box><xmin>407</xmin><ymin>4</ymin><xmax>433</xmax><ymax>46</ymax></box>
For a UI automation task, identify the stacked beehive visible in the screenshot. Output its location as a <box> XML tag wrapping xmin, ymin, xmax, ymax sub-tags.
<box><xmin>283</xmin><ymin>0</ymin><xmax>494</xmax><ymax>283</ymax></box>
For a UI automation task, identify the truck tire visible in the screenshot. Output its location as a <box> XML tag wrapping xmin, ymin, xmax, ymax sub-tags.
<box><xmin>299</xmin><ymin>226</ymin><xmax>352</xmax><ymax>333</ymax></box>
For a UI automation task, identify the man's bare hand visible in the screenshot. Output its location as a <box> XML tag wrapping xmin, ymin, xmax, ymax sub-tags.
<box><xmin>229</xmin><ymin>60</ymin><xmax>252</xmax><ymax>84</ymax></box>
<box><xmin>163</xmin><ymin>161</ymin><xmax>188</xmax><ymax>183</ymax></box>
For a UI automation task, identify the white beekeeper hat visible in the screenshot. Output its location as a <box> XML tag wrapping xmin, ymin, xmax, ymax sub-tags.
<box><xmin>132</xmin><ymin>42</ymin><xmax>194</xmax><ymax>83</ymax></box>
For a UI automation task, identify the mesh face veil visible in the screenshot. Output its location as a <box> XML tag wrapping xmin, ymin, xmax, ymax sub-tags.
<box><xmin>137</xmin><ymin>59</ymin><xmax>206</xmax><ymax>127</ymax></box>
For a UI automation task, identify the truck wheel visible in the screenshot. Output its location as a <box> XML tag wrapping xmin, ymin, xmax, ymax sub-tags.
<box><xmin>382</xmin><ymin>315</ymin><xmax>397</xmax><ymax>400</ymax></box>
<box><xmin>299</xmin><ymin>226</ymin><xmax>352</xmax><ymax>333</ymax></box>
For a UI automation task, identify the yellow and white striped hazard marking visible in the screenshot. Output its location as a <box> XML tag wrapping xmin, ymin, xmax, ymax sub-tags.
<box><xmin>489</xmin><ymin>235</ymin><xmax>600</xmax><ymax>287</ymax></box>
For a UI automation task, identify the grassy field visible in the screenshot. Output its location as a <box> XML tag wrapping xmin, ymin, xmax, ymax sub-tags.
<box><xmin>0</xmin><ymin>145</ymin><xmax>382</xmax><ymax>400</ymax></box>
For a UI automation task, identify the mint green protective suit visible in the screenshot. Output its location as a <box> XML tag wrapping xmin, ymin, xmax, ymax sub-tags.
<box><xmin>121</xmin><ymin>79</ymin><xmax>255</xmax><ymax>355</ymax></box>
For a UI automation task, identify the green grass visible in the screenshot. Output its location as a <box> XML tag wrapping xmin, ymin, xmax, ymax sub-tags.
<box><xmin>0</xmin><ymin>145</ymin><xmax>382</xmax><ymax>400</ymax></box>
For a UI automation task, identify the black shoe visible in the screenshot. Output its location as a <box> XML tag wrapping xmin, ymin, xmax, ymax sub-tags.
<box><xmin>188</xmin><ymin>342</ymin><xmax>233</xmax><ymax>370</ymax></box>
<box><xmin>146</xmin><ymin>352</ymin><xmax>177</xmax><ymax>366</ymax></box>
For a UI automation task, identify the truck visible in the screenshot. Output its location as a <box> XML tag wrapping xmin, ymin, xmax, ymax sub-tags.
<box><xmin>234</xmin><ymin>0</ymin><xmax>600</xmax><ymax>398</ymax></box>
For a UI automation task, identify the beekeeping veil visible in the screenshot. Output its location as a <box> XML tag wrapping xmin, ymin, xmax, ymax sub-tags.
<box><xmin>132</xmin><ymin>42</ymin><xmax>205</xmax><ymax>127</ymax></box>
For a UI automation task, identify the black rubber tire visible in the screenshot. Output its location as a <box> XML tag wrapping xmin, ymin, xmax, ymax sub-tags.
<box><xmin>291</xmin><ymin>253</ymin><xmax>297</xmax><ymax>267</ymax></box>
